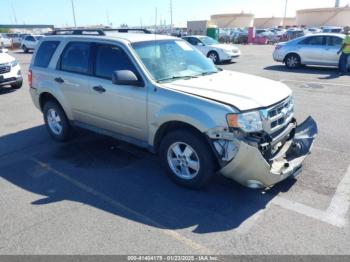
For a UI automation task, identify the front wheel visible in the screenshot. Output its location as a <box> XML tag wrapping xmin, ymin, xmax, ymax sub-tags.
<box><xmin>285</xmin><ymin>54</ymin><xmax>301</xmax><ymax>69</ymax></box>
<box><xmin>11</xmin><ymin>80</ymin><xmax>23</xmax><ymax>89</ymax></box>
<box><xmin>43</xmin><ymin>101</ymin><xmax>72</xmax><ymax>142</ymax></box>
<box><xmin>23</xmin><ymin>45</ymin><xmax>29</xmax><ymax>53</ymax></box>
<box><xmin>159</xmin><ymin>130</ymin><xmax>216</xmax><ymax>189</ymax></box>
<box><xmin>208</xmin><ymin>51</ymin><xmax>220</xmax><ymax>64</ymax></box>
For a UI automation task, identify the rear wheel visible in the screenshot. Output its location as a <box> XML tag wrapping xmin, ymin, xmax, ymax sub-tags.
<box><xmin>43</xmin><ymin>101</ymin><xmax>71</xmax><ymax>142</ymax></box>
<box><xmin>285</xmin><ymin>54</ymin><xmax>301</xmax><ymax>69</ymax></box>
<box><xmin>159</xmin><ymin>129</ymin><xmax>216</xmax><ymax>189</ymax></box>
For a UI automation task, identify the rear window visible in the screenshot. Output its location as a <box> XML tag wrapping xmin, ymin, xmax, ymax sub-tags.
<box><xmin>34</xmin><ymin>41</ymin><xmax>60</xmax><ymax>68</ymax></box>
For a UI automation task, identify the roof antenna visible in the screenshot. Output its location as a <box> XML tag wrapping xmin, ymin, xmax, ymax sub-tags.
<box><xmin>154</xmin><ymin>7</ymin><xmax>158</xmax><ymax>91</ymax></box>
<box><xmin>154</xmin><ymin>7</ymin><xmax>158</xmax><ymax>60</ymax></box>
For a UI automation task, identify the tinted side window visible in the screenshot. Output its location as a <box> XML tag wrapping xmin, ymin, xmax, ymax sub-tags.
<box><xmin>187</xmin><ymin>37</ymin><xmax>200</xmax><ymax>46</ymax></box>
<box><xmin>309</xmin><ymin>36</ymin><xmax>324</xmax><ymax>45</ymax></box>
<box><xmin>26</xmin><ymin>36</ymin><xmax>35</xmax><ymax>41</ymax></box>
<box><xmin>61</xmin><ymin>42</ymin><xmax>91</xmax><ymax>74</ymax></box>
<box><xmin>94</xmin><ymin>44</ymin><xmax>138</xmax><ymax>80</ymax></box>
<box><xmin>326</xmin><ymin>36</ymin><xmax>343</xmax><ymax>46</ymax></box>
<box><xmin>34</xmin><ymin>41</ymin><xmax>60</xmax><ymax>68</ymax></box>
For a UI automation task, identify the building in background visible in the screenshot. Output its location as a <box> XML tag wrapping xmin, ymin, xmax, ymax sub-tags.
<box><xmin>187</xmin><ymin>20</ymin><xmax>214</xmax><ymax>35</ymax></box>
<box><xmin>254</xmin><ymin>17</ymin><xmax>296</xmax><ymax>28</ymax></box>
<box><xmin>211</xmin><ymin>13</ymin><xmax>254</xmax><ymax>28</ymax></box>
<box><xmin>296</xmin><ymin>6</ymin><xmax>350</xmax><ymax>27</ymax></box>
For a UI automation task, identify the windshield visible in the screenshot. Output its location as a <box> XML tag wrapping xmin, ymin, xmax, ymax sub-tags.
<box><xmin>198</xmin><ymin>36</ymin><xmax>219</xmax><ymax>46</ymax></box>
<box><xmin>132</xmin><ymin>40</ymin><xmax>218</xmax><ymax>82</ymax></box>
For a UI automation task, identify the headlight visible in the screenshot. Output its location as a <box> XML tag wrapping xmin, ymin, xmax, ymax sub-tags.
<box><xmin>226</xmin><ymin>111</ymin><xmax>263</xmax><ymax>133</ymax></box>
<box><xmin>11</xmin><ymin>60</ymin><xmax>18</xmax><ymax>67</ymax></box>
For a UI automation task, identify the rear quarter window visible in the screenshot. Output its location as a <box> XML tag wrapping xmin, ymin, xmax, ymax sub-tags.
<box><xmin>34</xmin><ymin>41</ymin><xmax>60</xmax><ymax>68</ymax></box>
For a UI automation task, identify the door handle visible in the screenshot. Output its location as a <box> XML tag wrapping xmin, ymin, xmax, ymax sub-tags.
<box><xmin>93</xmin><ymin>85</ymin><xmax>106</xmax><ymax>93</ymax></box>
<box><xmin>54</xmin><ymin>77</ymin><xmax>64</xmax><ymax>84</ymax></box>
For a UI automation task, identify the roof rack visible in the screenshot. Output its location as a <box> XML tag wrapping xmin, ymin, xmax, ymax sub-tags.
<box><xmin>50</xmin><ymin>29</ymin><xmax>106</xmax><ymax>36</ymax></box>
<box><xmin>49</xmin><ymin>28</ymin><xmax>152</xmax><ymax>36</ymax></box>
<box><xmin>104</xmin><ymin>28</ymin><xmax>152</xmax><ymax>34</ymax></box>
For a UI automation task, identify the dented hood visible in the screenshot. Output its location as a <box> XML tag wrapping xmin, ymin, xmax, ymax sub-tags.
<box><xmin>163</xmin><ymin>70</ymin><xmax>292</xmax><ymax>111</ymax></box>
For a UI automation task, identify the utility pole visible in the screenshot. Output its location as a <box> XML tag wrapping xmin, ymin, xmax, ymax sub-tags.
<box><xmin>11</xmin><ymin>1</ymin><xmax>18</xmax><ymax>25</ymax></box>
<box><xmin>71</xmin><ymin>0</ymin><xmax>77</xmax><ymax>28</ymax></box>
<box><xmin>170</xmin><ymin>0</ymin><xmax>173</xmax><ymax>32</ymax></box>
<box><xmin>283</xmin><ymin>0</ymin><xmax>288</xmax><ymax>26</ymax></box>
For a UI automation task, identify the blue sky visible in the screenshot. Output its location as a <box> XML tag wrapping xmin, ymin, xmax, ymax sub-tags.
<box><xmin>0</xmin><ymin>0</ymin><xmax>345</xmax><ymax>27</ymax></box>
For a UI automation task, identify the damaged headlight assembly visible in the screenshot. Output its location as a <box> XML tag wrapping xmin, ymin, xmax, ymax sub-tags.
<box><xmin>226</xmin><ymin>111</ymin><xmax>263</xmax><ymax>133</ymax></box>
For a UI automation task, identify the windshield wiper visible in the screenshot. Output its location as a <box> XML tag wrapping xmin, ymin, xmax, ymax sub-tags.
<box><xmin>156</xmin><ymin>75</ymin><xmax>198</xmax><ymax>83</ymax></box>
<box><xmin>199</xmin><ymin>71</ymin><xmax>219</xmax><ymax>76</ymax></box>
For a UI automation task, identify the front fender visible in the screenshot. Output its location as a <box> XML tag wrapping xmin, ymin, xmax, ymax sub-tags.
<box><xmin>148</xmin><ymin>103</ymin><xmax>219</xmax><ymax>146</ymax></box>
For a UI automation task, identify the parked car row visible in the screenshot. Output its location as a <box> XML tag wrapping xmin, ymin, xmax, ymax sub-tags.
<box><xmin>218</xmin><ymin>26</ymin><xmax>347</xmax><ymax>44</ymax></box>
<box><xmin>0</xmin><ymin>33</ymin><xmax>44</xmax><ymax>52</ymax></box>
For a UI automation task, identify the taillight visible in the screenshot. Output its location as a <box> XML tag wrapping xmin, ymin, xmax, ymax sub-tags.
<box><xmin>28</xmin><ymin>70</ymin><xmax>33</xmax><ymax>88</ymax></box>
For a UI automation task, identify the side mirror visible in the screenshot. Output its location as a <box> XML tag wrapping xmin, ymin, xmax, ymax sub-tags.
<box><xmin>112</xmin><ymin>70</ymin><xmax>143</xmax><ymax>87</ymax></box>
<box><xmin>198</xmin><ymin>42</ymin><xmax>205</xmax><ymax>46</ymax></box>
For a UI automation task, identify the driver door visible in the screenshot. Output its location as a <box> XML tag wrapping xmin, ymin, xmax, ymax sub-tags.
<box><xmin>186</xmin><ymin>37</ymin><xmax>207</xmax><ymax>56</ymax></box>
<box><xmin>87</xmin><ymin>43</ymin><xmax>148</xmax><ymax>141</ymax></box>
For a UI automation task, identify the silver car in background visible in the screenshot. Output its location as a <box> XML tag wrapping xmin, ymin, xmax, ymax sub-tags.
<box><xmin>273</xmin><ymin>33</ymin><xmax>345</xmax><ymax>69</ymax></box>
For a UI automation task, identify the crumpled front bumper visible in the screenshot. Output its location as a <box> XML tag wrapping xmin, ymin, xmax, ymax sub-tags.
<box><xmin>220</xmin><ymin>117</ymin><xmax>318</xmax><ymax>188</ymax></box>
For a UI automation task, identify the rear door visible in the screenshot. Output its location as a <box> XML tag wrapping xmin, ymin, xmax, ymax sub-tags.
<box><xmin>298</xmin><ymin>36</ymin><xmax>326</xmax><ymax>65</ymax></box>
<box><xmin>324</xmin><ymin>36</ymin><xmax>343</xmax><ymax>66</ymax></box>
<box><xmin>56</xmin><ymin>41</ymin><xmax>95</xmax><ymax>123</ymax></box>
<box><xmin>185</xmin><ymin>37</ymin><xmax>207</xmax><ymax>55</ymax></box>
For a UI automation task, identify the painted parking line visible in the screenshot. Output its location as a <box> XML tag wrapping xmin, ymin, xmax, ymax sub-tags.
<box><xmin>31</xmin><ymin>158</ymin><xmax>213</xmax><ymax>254</ymax></box>
<box><xmin>238</xmin><ymin>164</ymin><xmax>350</xmax><ymax>232</ymax></box>
<box><xmin>281</xmin><ymin>79</ymin><xmax>350</xmax><ymax>87</ymax></box>
<box><xmin>272</xmin><ymin>164</ymin><xmax>350</xmax><ymax>228</ymax></box>
<box><xmin>326</xmin><ymin>165</ymin><xmax>350</xmax><ymax>226</ymax></box>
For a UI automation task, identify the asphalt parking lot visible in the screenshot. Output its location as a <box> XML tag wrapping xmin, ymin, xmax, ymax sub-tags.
<box><xmin>0</xmin><ymin>45</ymin><xmax>349</xmax><ymax>255</ymax></box>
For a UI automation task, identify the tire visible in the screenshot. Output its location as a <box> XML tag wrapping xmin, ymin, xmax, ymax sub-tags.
<box><xmin>11</xmin><ymin>80</ymin><xmax>22</xmax><ymax>89</ymax></box>
<box><xmin>43</xmin><ymin>100</ymin><xmax>71</xmax><ymax>142</ymax></box>
<box><xmin>159</xmin><ymin>129</ymin><xmax>216</xmax><ymax>189</ymax></box>
<box><xmin>285</xmin><ymin>53</ymin><xmax>301</xmax><ymax>69</ymax></box>
<box><xmin>207</xmin><ymin>51</ymin><xmax>220</xmax><ymax>64</ymax></box>
<box><xmin>23</xmin><ymin>45</ymin><xmax>28</xmax><ymax>53</ymax></box>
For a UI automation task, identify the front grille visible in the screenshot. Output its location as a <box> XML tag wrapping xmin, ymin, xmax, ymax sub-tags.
<box><xmin>0</xmin><ymin>64</ymin><xmax>11</xmax><ymax>74</ymax></box>
<box><xmin>262</xmin><ymin>97</ymin><xmax>294</xmax><ymax>134</ymax></box>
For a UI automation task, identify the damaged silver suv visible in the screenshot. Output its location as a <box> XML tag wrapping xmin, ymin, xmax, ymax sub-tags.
<box><xmin>29</xmin><ymin>30</ymin><xmax>318</xmax><ymax>189</ymax></box>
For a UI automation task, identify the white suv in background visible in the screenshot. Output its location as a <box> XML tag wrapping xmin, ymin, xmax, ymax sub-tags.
<box><xmin>0</xmin><ymin>48</ymin><xmax>23</xmax><ymax>89</ymax></box>
<box><xmin>0</xmin><ymin>34</ymin><xmax>12</xmax><ymax>48</ymax></box>
<box><xmin>21</xmin><ymin>34</ymin><xmax>44</xmax><ymax>53</ymax></box>
<box><xmin>182</xmin><ymin>35</ymin><xmax>241</xmax><ymax>64</ymax></box>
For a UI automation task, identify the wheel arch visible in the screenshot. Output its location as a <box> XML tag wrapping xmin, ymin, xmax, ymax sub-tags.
<box><xmin>153</xmin><ymin>121</ymin><xmax>209</xmax><ymax>154</ymax></box>
<box><xmin>38</xmin><ymin>92</ymin><xmax>73</xmax><ymax>120</ymax></box>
